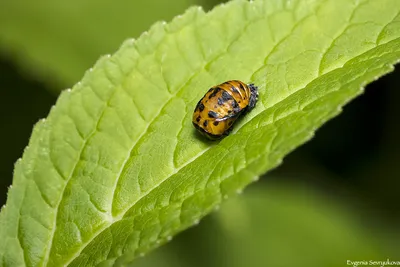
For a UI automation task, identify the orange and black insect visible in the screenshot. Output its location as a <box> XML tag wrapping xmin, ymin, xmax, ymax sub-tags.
<box><xmin>192</xmin><ymin>80</ymin><xmax>258</xmax><ymax>140</ymax></box>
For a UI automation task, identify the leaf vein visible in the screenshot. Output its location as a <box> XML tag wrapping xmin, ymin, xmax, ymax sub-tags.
<box><xmin>376</xmin><ymin>10</ymin><xmax>400</xmax><ymax>45</ymax></box>
<box><xmin>317</xmin><ymin>0</ymin><xmax>380</xmax><ymax>75</ymax></box>
<box><xmin>42</xmin><ymin>83</ymin><xmax>121</xmax><ymax>266</ymax></box>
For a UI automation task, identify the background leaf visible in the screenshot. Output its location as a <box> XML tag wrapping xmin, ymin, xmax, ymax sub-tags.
<box><xmin>0</xmin><ymin>0</ymin><xmax>215</xmax><ymax>91</ymax></box>
<box><xmin>1</xmin><ymin>0</ymin><xmax>400</xmax><ymax>266</ymax></box>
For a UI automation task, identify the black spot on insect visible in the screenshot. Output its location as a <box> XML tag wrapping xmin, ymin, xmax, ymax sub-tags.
<box><xmin>231</xmin><ymin>100</ymin><xmax>241</xmax><ymax>113</ymax></box>
<box><xmin>228</xmin><ymin>121</ymin><xmax>233</xmax><ymax>126</ymax></box>
<box><xmin>217</xmin><ymin>98</ymin><xmax>224</xmax><ymax>105</ymax></box>
<box><xmin>208</xmin><ymin>87</ymin><xmax>221</xmax><ymax>99</ymax></box>
<box><xmin>231</xmin><ymin>86</ymin><xmax>239</xmax><ymax>94</ymax></box>
<box><xmin>222</xmin><ymin>91</ymin><xmax>232</xmax><ymax>101</ymax></box>
<box><xmin>197</xmin><ymin>102</ymin><xmax>205</xmax><ymax>112</ymax></box>
<box><xmin>239</xmin><ymin>83</ymin><xmax>245</xmax><ymax>90</ymax></box>
<box><xmin>228</xmin><ymin>110</ymin><xmax>232</xmax><ymax>114</ymax></box>
<box><xmin>232</xmin><ymin>100</ymin><xmax>239</xmax><ymax>108</ymax></box>
<box><xmin>203</xmin><ymin>120</ymin><xmax>208</xmax><ymax>127</ymax></box>
<box><xmin>208</xmin><ymin>88</ymin><xmax>213</xmax><ymax>93</ymax></box>
<box><xmin>196</xmin><ymin>116</ymin><xmax>201</xmax><ymax>122</ymax></box>
<box><xmin>213</xmin><ymin>121</ymin><xmax>219</xmax><ymax>126</ymax></box>
<box><xmin>208</xmin><ymin>111</ymin><xmax>218</xmax><ymax>118</ymax></box>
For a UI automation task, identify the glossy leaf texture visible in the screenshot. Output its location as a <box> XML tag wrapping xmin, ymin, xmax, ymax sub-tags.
<box><xmin>1</xmin><ymin>0</ymin><xmax>400</xmax><ymax>266</ymax></box>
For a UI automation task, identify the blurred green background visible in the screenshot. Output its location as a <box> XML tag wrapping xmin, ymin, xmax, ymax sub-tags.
<box><xmin>0</xmin><ymin>0</ymin><xmax>399</xmax><ymax>266</ymax></box>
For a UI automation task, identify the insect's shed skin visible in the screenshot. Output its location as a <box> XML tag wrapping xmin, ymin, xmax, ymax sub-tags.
<box><xmin>193</xmin><ymin>80</ymin><xmax>259</xmax><ymax>140</ymax></box>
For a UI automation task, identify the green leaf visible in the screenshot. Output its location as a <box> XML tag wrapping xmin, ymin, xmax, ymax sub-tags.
<box><xmin>0</xmin><ymin>0</ymin><xmax>201</xmax><ymax>90</ymax></box>
<box><xmin>1</xmin><ymin>0</ymin><xmax>400</xmax><ymax>266</ymax></box>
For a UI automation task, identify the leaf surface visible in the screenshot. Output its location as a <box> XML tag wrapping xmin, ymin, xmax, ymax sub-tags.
<box><xmin>1</xmin><ymin>0</ymin><xmax>400</xmax><ymax>266</ymax></box>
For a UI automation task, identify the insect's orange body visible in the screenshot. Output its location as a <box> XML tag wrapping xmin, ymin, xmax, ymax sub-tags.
<box><xmin>192</xmin><ymin>80</ymin><xmax>258</xmax><ymax>140</ymax></box>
